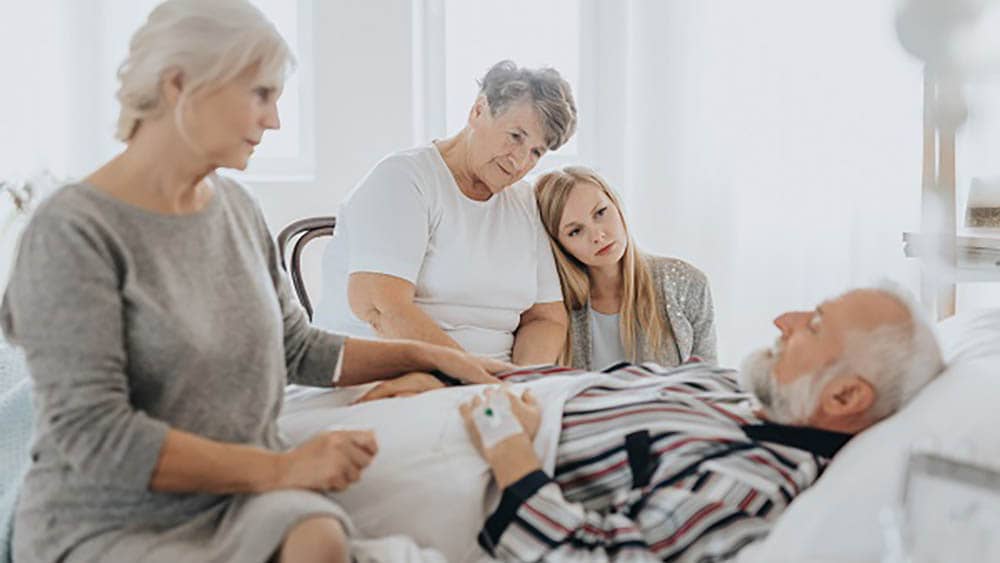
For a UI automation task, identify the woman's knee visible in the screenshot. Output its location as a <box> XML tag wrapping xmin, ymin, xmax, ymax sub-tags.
<box><xmin>279</xmin><ymin>516</ymin><xmax>348</xmax><ymax>563</ymax></box>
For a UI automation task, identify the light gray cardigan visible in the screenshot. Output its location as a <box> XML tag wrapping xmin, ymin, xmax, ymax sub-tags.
<box><xmin>568</xmin><ymin>255</ymin><xmax>718</xmax><ymax>370</ymax></box>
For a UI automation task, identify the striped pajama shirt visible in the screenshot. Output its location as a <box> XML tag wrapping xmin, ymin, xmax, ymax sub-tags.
<box><xmin>480</xmin><ymin>363</ymin><xmax>851</xmax><ymax>562</ymax></box>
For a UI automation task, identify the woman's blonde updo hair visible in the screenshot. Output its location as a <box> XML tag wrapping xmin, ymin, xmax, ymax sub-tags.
<box><xmin>535</xmin><ymin>166</ymin><xmax>672</xmax><ymax>367</ymax></box>
<box><xmin>114</xmin><ymin>0</ymin><xmax>295</xmax><ymax>142</ymax></box>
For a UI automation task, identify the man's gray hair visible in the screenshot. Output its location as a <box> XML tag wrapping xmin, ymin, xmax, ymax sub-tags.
<box><xmin>836</xmin><ymin>282</ymin><xmax>945</xmax><ymax>422</ymax></box>
<box><xmin>477</xmin><ymin>60</ymin><xmax>578</xmax><ymax>151</ymax></box>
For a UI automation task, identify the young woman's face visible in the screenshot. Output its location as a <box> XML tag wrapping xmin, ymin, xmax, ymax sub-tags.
<box><xmin>182</xmin><ymin>64</ymin><xmax>282</xmax><ymax>170</ymax></box>
<box><xmin>556</xmin><ymin>181</ymin><xmax>628</xmax><ymax>269</ymax></box>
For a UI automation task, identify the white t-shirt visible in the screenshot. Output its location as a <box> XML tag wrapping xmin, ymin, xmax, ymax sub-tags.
<box><xmin>314</xmin><ymin>145</ymin><xmax>563</xmax><ymax>361</ymax></box>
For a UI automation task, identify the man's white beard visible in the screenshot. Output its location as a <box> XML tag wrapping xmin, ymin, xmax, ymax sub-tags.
<box><xmin>738</xmin><ymin>338</ymin><xmax>822</xmax><ymax>425</ymax></box>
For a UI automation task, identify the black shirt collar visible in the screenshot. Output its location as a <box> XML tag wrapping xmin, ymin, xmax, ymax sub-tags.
<box><xmin>740</xmin><ymin>422</ymin><xmax>853</xmax><ymax>459</ymax></box>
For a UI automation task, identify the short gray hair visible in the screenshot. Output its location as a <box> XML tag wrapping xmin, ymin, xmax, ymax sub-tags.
<box><xmin>477</xmin><ymin>60</ymin><xmax>578</xmax><ymax>151</ymax></box>
<box><xmin>829</xmin><ymin>283</ymin><xmax>945</xmax><ymax>422</ymax></box>
<box><xmin>114</xmin><ymin>0</ymin><xmax>295</xmax><ymax>142</ymax></box>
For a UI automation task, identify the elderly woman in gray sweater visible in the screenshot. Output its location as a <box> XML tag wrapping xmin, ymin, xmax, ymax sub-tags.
<box><xmin>534</xmin><ymin>166</ymin><xmax>718</xmax><ymax>370</ymax></box>
<box><xmin>0</xmin><ymin>1</ymin><xmax>508</xmax><ymax>562</ymax></box>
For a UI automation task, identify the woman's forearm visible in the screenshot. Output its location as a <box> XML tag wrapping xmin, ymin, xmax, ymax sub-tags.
<box><xmin>336</xmin><ymin>337</ymin><xmax>440</xmax><ymax>386</ymax></box>
<box><xmin>512</xmin><ymin>318</ymin><xmax>565</xmax><ymax>365</ymax></box>
<box><xmin>367</xmin><ymin>302</ymin><xmax>464</xmax><ymax>351</ymax></box>
<box><xmin>149</xmin><ymin>428</ymin><xmax>281</xmax><ymax>494</ymax></box>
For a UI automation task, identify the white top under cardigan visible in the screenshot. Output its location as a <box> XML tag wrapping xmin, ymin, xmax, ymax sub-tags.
<box><xmin>568</xmin><ymin>255</ymin><xmax>717</xmax><ymax>370</ymax></box>
<box><xmin>588</xmin><ymin>309</ymin><xmax>628</xmax><ymax>370</ymax></box>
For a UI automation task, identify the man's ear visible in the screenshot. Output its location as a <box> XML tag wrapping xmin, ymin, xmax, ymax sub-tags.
<box><xmin>160</xmin><ymin>67</ymin><xmax>185</xmax><ymax>109</ymax></box>
<box><xmin>819</xmin><ymin>374</ymin><xmax>875</xmax><ymax>418</ymax></box>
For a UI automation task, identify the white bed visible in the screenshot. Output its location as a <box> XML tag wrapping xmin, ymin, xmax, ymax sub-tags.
<box><xmin>279</xmin><ymin>308</ymin><xmax>1000</xmax><ymax>563</ymax></box>
<box><xmin>280</xmin><ymin>373</ymin><xmax>607</xmax><ymax>563</ymax></box>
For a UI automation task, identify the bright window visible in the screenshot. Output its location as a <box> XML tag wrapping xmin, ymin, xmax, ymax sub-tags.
<box><xmin>247</xmin><ymin>0</ymin><xmax>303</xmax><ymax>161</ymax></box>
<box><xmin>99</xmin><ymin>0</ymin><xmax>313</xmax><ymax>179</ymax></box>
<box><xmin>440</xmin><ymin>0</ymin><xmax>581</xmax><ymax>162</ymax></box>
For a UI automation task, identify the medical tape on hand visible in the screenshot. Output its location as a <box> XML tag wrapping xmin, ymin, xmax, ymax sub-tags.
<box><xmin>472</xmin><ymin>391</ymin><xmax>524</xmax><ymax>449</ymax></box>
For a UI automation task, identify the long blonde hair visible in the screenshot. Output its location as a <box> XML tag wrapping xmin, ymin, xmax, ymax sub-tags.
<box><xmin>535</xmin><ymin>166</ymin><xmax>671</xmax><ymax>366</ymax></box>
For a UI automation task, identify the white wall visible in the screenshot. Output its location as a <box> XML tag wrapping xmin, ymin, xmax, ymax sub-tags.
<box><xmin>4</xmin><ymin>1</ymin><xmax>1000</xmax><ymax>361</ymax></box>
<box><xmin>1</xmin><ymin>0</ymin><xmax>421</xmax><ymax>294</ymax></box>
<box><xmin>246</xmin><ymin>0</ymin><xmax>419</xmax><ymax>300</ymax></box>
<box><xmin>248</xmin><ymin>0</ymin><xmax>418</xmax><ymax>232</ymax></box>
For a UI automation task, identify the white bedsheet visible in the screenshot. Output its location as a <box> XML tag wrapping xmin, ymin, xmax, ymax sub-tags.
<box><xmin>279</xmin><ymin>374</ymin><xmax>607</xmax><ymax>563</ymax></box>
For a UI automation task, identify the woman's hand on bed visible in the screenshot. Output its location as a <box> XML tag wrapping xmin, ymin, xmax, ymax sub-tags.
<box><xmin>274</xmin><ymin>430</ymin><xmax>378</xmax><ymax>492</ymax></box>
<box><xmin>353</xmin><ymin>372</ymin><xmax>446</xmax><ymax>403</ymax></box>
<box><xmin>427</xmin><ymin>346</ymin><xmax>514</xmax><ymax>385</ymax></box>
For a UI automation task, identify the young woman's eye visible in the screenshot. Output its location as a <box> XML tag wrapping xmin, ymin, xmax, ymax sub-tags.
<box><xmin>567</xmin><ymin>228</ymin><xmax>580</xmax><ymax>237</ymax></box>
<box><xmin>596</xmin><ymin>206</ymin><xmax>608</xmax><ymax>217</ymax></box>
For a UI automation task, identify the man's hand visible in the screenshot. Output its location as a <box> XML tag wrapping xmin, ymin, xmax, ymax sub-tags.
<box><xmin>459</xmin><ymin>388</ymin><xmax>543</xmax><ymax>488</ymax></box>
<box><xmin>504</xmin><ymin>388</ymin><xmax>542</xmax><ymax>440</ymax></box>
<box><xmin>459</xmin><ymin>388</ymin><xmax>542</xmax><ymax>453</ymax></box>
<box><xmin>353</xmin><ymin>372</ymin><xmax>446</xmax><ymax>403</ymax></box>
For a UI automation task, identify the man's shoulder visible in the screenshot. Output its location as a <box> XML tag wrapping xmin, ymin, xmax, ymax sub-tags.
<box><xmin>586</xmin><ymin>362</ymin><xmax>742</xmax><ymax>393</ymax></box>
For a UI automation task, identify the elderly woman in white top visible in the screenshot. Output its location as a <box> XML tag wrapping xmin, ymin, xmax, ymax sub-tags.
<box><xmin>315</xmin><ymin>61</ymin><xmax>578</xmax><ymax>367</ymax></box>
<box><xmin>1</xmin><ymin>2</ymin><xmax>509</xmax><ymax>562</ymax></box>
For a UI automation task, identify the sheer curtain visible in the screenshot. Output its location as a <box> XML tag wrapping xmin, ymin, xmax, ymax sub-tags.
<box><xmin>582</xmin><ymin>0</ymin><xmax>926</xmax><ymax>364</ymax></box>
<box><xmin>0</xmin><ymin>1</ymin><xmax>102</xmax><ymax>286</ymax></box>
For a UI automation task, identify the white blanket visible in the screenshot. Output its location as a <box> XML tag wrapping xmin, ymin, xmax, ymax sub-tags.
<box><xmin>280</xmin><ymin>374</ymin><xmax>607</xmax><ymax>563</ymax></box>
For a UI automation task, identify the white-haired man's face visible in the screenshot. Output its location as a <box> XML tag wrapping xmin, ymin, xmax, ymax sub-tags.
<box><xmin>738</xmin><ymin>289</ymin><xmax>910</xmax><ymax>432</ymax></box>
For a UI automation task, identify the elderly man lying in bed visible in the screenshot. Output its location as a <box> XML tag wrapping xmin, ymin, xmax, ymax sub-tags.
<box><xmin>279</xmin><ymin>285</ymin><xmax>943</xmax><ymax>562</ymax></box>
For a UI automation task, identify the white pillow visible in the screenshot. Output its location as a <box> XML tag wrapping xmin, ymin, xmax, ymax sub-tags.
<box><xmin>741</xmin><ymin>308</ymin><xmax>1000</xmax><ymax>563</ymax></box>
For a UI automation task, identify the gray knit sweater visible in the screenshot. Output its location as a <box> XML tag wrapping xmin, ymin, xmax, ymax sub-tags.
<box><xmin>1</xmin><ymin>176</ymin><xmax>344</xmax><ymax>562</ymax></box>
<box><xmin>568</xmin><ymin>255</ymin><xmax>718</xmax><ymax>370</ymax></box>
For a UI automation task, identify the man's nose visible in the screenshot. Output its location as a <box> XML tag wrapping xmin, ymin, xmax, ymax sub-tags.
<box><xmin>773</xmin><ymin>311</ymin><xmax>809</xmax><ymax>338</ymax></box>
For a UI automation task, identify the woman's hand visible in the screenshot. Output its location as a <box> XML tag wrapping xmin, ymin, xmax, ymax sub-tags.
<box><xmin>427</xmin><ymin>346</ymin><xmax>514</xmax><ymax>385</ymax></box>
<box><xmin>353</xmin><ymin>372</ymin><xmax>446</xmax><ymax>403</ymax></box>
<box><xmin>274</xmin><ymin>430</ymin><xmax>378</xmax><ymax>492</ymax></box>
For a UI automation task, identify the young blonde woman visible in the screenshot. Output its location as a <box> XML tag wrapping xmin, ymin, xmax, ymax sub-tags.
<box><xmin>534</xmin><ymin>166</ymin><xmax>718</xmax><ymax>370</ymax></box>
